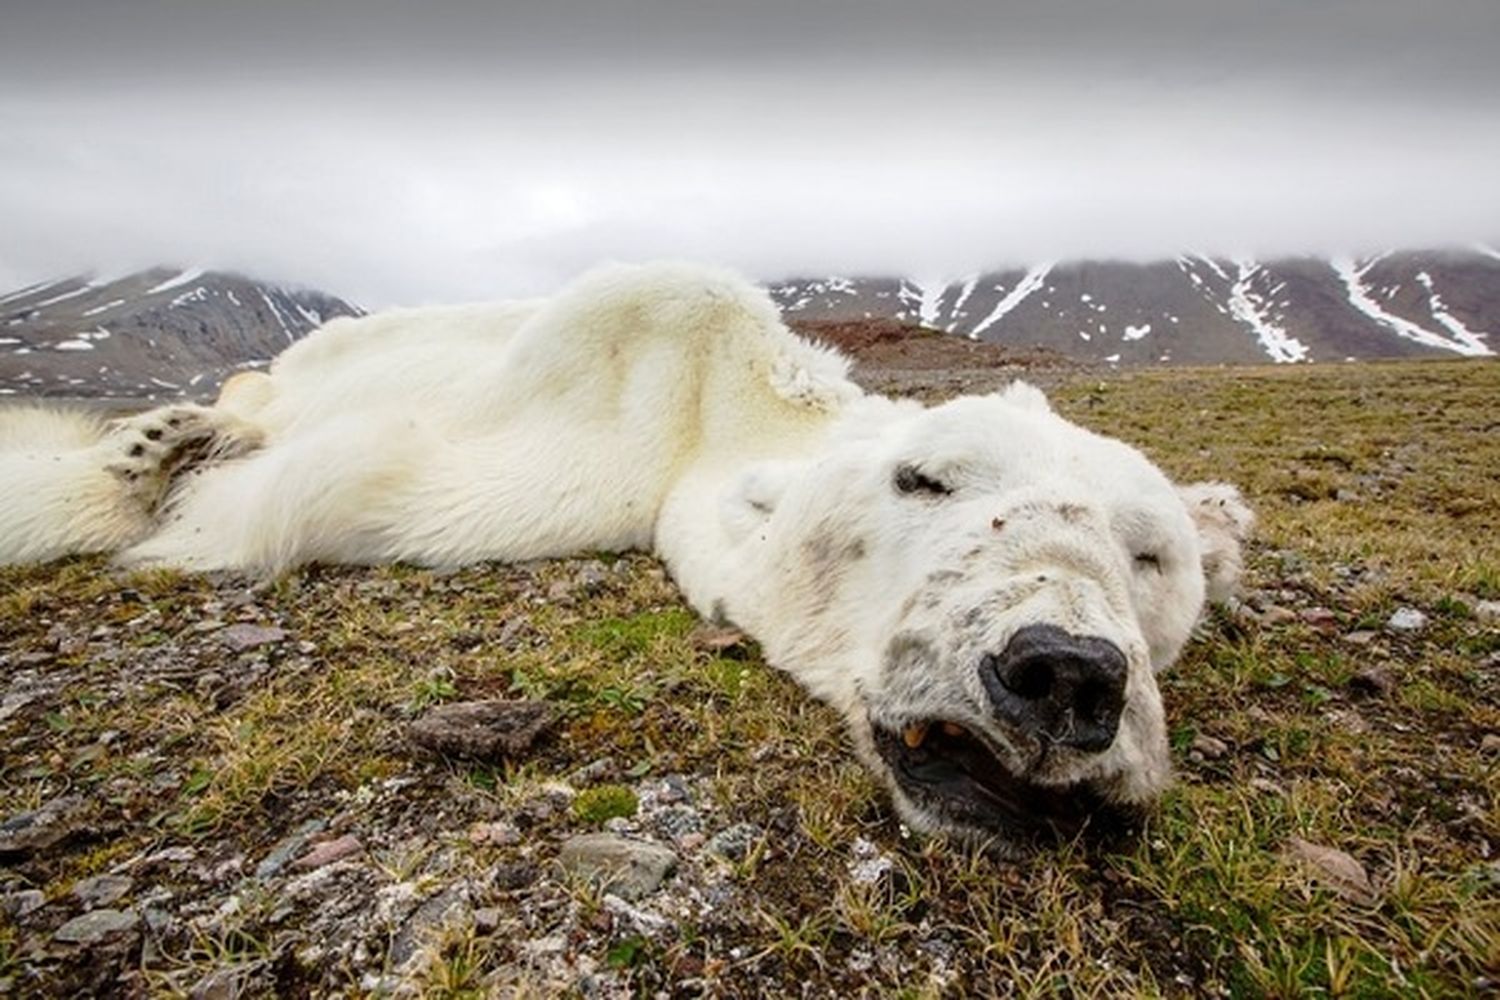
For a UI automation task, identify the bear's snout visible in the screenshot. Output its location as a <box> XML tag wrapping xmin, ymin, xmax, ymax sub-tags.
<box><xmin>979</xmin><ymin>624</ymin><xmax>1127</xmax><ymax>754</ymax></box>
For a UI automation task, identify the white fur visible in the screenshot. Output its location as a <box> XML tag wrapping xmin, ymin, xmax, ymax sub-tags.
<box><xmin>0</xmin><ymin>261</ymin><xmax>1250</xmax><ymax>842</ymax></box>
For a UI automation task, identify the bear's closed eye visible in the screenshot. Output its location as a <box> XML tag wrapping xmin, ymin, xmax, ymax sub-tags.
<box><xmin>893</xmin><ymin>465</ymin><xmax>952</xmax><ymax>497</ymax></box>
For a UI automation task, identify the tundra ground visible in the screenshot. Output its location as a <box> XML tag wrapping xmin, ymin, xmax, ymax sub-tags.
<box><xmin>2</xmin><ymin>357</ymin><xmax>1496</xmax><ymax>997</ymax></box>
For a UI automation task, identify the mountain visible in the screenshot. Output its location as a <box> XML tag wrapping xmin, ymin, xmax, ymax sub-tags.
<box><xmin>0</xmin><ymin>268</ymin><xmax>361</xmax><ymax>400</ymax></box>
<box><xmin>770</xmin><ymin>248</ymin><xmax>1500</xmax><ymax>364</ymax></box>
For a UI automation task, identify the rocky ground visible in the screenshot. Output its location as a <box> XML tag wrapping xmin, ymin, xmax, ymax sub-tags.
<box><xmin>2</xmin><ymin>354</ymin><xmax>1497</xmax><ymax>997</ymax></box>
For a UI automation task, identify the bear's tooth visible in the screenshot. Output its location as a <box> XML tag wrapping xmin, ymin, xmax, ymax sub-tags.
<box><xmin>941</xmin><ymin>722</ymin><xmax>966</xmax><ymax>738</ymax></box>
<box><xmin>902</xmin><ymin>724</ymin><xmax>928</xmax><ymax>748</ymax></box>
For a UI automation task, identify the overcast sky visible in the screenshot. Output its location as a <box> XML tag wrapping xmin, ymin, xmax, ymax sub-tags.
<box><xmin>2</xmin><ymin>1</ymin><xmax>1497</xmax><ymax>306</ymax></box>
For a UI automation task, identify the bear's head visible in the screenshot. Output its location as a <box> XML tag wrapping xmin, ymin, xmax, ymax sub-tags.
<box><xmin>718</xmin><ymin>382</ymin><xmax>1252</xmax><ymax>849</ymax></box>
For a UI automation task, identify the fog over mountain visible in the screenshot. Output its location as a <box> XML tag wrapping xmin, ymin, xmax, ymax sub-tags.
<box><xmin>2</xmin><ymin>2</ymin><xmax>1497</xmax><ymax>306</ymax></box>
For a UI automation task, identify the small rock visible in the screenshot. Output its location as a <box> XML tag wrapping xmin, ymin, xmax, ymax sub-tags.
<box><xmin>1299</xmin><ymin>607</ymin><xmax>1339</xmax><ymax>632</ymax></box>
<box><xmin>1341</xmin><ymin>630</ymin><xmax>1378</xmax><ymax>646</ymax></box>
<box><xmin>389</xmin><ymin>887</ymin><xmax>472</xmax><ymax>968</ymax></box>
<box><xmin>1386</xmin><ymin>607</ymin><xmax>1428</xmax><ymax>632</ymax></box>
<box><xmin>689</xmin><ymin>623</ymin><xmax>749</xmax><ymax>654</ymax></box>
<box><xmin>1</xmin><ymin>889</ymin><xmax>45</xmax><ymax>919</ymax></box>
<box><xmin>0</xmin><ymin>794</ymin><xmax>90</xmax><ymax>855</ymax></box>
<box><xmin>558</xmin><ymin>833</ymin><xmax>677</xmax><ymax>901</ymax></box>
<box><xmin>1190</xmin><ymin>733</ymin><xmax>1229</xmax><ymax>759</ymax></box>
<box><xmin>1285</xmin><ymin>837</ymin><xmax>1379</xmax><ymax>905</ymax></box>
<box><xmin>53</xmin><ymin>907</ymin><xmax>140</xmax><ymax>945</ymax></box>
<box><xmin>1260</xmin><ymin>606</ymin><xmax>1297</xmax><ymax>626</ymax></box>
<box><xmin>706</xmin><ymin>823</ymin><xmax>762</xmax><ymax>862</ymax></box>
<box><xmin>491</xmin><ymin>861</ymin><xmax>539</xmax><ymax>891</ymax></box>
<box><xmin>144</xmin><ymin>845</ymin><xmax>197</xmax><ymax>866</ymax></box>
<box><xmin>638</xmin><ymin>774</ymin><xmax>693</xmax><ymax>808</ymax></box>
<box><xmin>568</xmin><ymin>756</ymin><xmax>617</xmax><ymax>785</ymax></box>
<box><xmin>255</xmin><ymin>819</ymin><xmax>326</xmax><ymax>879</ymax></box>
<box><xmin>72</xmin><ymin>874</ymin><xmax>133</xmax><ymax>908</ymax></box>
<box><xmin>409</xmin><ymin>700</ymin><xmax>556</xmax><ymax>760</ymax></box>
<box><xmin>293</xmin><ymin>834</ymin><xmax>363</xmax><ymax>870</ymax></box>
<box><xmin>473</xmin><ymin>906</ymin><xmax>502</xmax><ymax>934</ymax></box>
<box><xmin>576</xmin><ymin>561</ymin><xmax>610</xmax><ymax>594</ymax></box>
<box><xmin>1348</xmin><ymin>665</ymin><xmax>1396</xmax><ymax>698</ymax></box>
<box><xmin>218</xmin><ymin>624</ymin><xmax>287</xmax><ymax>652</ymax></box>
<box><xmin>652</xmin><ymin>806</ymin><xmax>702</xmax><ymax>842</ymax></box>
<box><xmin>1472</xmin><ymin>600</ymin><xmax>1500</xmax><ymax>625</ymax></box>
<box><xmin>467</xmin><ymin>820</ymin><xmax>521</xmax><ymax>847</ymax></box>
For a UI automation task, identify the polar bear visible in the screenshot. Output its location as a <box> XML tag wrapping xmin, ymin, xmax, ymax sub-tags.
<box><xmin>0</xmin><ymin>262</ymin><xmax>1251</xmax><ymax>847</ymax></box>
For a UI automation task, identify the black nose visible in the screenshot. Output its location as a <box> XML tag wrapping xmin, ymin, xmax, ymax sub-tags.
<box><xmin>980</xmin><ymin>624</ymin><xmax>1127</xmax><ymax>753</ymax></box>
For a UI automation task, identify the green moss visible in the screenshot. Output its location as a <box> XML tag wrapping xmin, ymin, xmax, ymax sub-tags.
<box><xmin>571</xmin><ymin>784</ymin><xmax>639</xmax><ymax>824</ymax></box>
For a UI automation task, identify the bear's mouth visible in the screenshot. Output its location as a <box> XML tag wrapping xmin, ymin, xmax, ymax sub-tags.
<box><xmin>871</xmin><ymin>720</ymin><xmax>1133</xmax><ymax>842</ymax></box>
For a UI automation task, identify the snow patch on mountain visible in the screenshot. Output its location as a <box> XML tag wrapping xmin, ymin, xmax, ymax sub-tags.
<box><xmin>970</xmin><ymin>263</ymin><xmax>1053</xmax><ymax>338</ymax></box>
<box><xmin>1332</xmin><ymin>256</ymin><xmax>1492</xmax><ymax>357</ymax></box>
<box><xmin>1228</xmin><ymin>259</ymin><xmax>1309</xmax><ymax>363</ymax></box>
<box><xmin>146</xmin><ymin>267</ymin><xmax>208</xmax><ymax>296</ymax></box>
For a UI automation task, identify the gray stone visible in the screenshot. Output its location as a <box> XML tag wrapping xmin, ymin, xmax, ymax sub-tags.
<box><xmin>1349</xmin><ymin>665</ymin><xmax>1396</xmax><ymax>697</ymax></box>
<box><xmin>1386</xmin><ymin>607</ymin><xmax>1428</xmax><ymax>632</ymax></box>
<box><xmin>1190</xmin><ymin>733</ymin><xmax>1230</xmax><ymax>759</ymax></box>
<box><xmin>1473</xmin><ymin>600</ymin><xmax>1500</xmax><ymax>625</ymax></box>
<box><xmin>652</xmin><ymin>805</ymin><xmax>702</xmax><ymax>842</ymax></box>
<box><xmin>1341</xmin><ymin>630</ymin><xmax>1378</xmax><ymax>646</ymax></box>
<box><xmin>1</xmin><ymin>889</ymin><xmax>45</xmax><ymax>919</ymax></box>
<box><xmin>255</xmin><ymin>818</ymin><xmax>326</xmax><ymax>879</ymax></box>
<box><xmin>292</xmin><ymin>834</ymin><xmax>363</xmax><ymax>870</ymax></box>
<box><xmin>0</xmin><ymin>795</ymin><xmax>90</xmax><ymax>855</ymax></box>
<box><xmin>53</xmin><ymin>907</ymin><xmax>140</xmax><ymax>945</ymax></box>
<box><xmin>706</xmin><ymin>823</ymin><xmax>763</xmax><ymax>862</ymax></box>
<box><xmin>409</xmin><ymin>700</ymin><xmax>556</xmax><ymax>760</ymax></box>
<box><xmin>218</xmin><ymin>624</ymin><xmax>287</xmax><ymax>652</ymax></box>
<box><xmin>559</xmin><ymin>833</ymin><xmax>677</xmax><ymax>900</ymax></box>
<box><xmin>1260</xmin><ymin>606</ymin><xmax>1297</xmax><ymax>626</ymax></box>
<box><xmin>72</xmin><ymin>874</ymin><xmax>133</xmax><ymax>908</ymax></box>
<box><xmin>389</xmin><ymin>887</ymin><xmax>472</xmax><ymax>968</ymax></box>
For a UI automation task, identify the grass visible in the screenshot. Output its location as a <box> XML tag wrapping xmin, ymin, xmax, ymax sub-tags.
<box><xmin>1</xmin><ymin>358</ymin><xmax>1497</xmax><ymax>996</ymax></box>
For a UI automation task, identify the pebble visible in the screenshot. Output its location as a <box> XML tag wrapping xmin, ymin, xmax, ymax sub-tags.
<box><xmin>473</xmin><ymin>906</ymin><xmax>502</xmax><ymax>934</ymax></box>
<box><xmin>218</xmin><ymin>624</ymin><xmax>287</xmax><ymax>652</ymax></box>
<box><xmin>255</xmin><ymin>818</ymin><xmax>327</xmax><ymax>880</ymax></box>
<box><xmin>1386</xmin><ymin>607</ymin><xmax>1428</xmax><ymax>632</ymax></box>
<box><xmin>0</xmin><ymin>794</ymin><xmax>90</xmax><ymax>855</ymax></box>
<box><xmin>1341</xmin><ymin>630</ymin><xmax>1378</xmax><ymax>646</ymax></box>
<box><xmin>293</xmin><ymin>834</ymin><xmax>364</xmax><ymax>870</ymax></box>
<box><xmin>705</xmin><ymin>822</ymin><xmax>762</xmax><ymax>862</ymax></box>
<box><xmin>1285</xmin><ymin>837</ymin><xmax>1379</xmax><ymax>906</ymax></box>
<box><xmin>1349</xmin><ymin>665</ymin><xmax>1396</xmax><ymax>697</ymax></box>
<box><xmin>1299</xmin><ymin>607</ymin><xmax>1339</xmax><ymax>632</ymax></box>
<box><xmin>652</xmin><ymin>806</ymin><xmax>703</xmax><ymax>842</ymax></box>
<box><xmin>467</xmin><ymin>820</ymin><xmax>521</xmax><ymax>847</ymax></box>
<box><xmin>1472</xmin><ymin>600</ymin><xmax>1500</xmax><ymax>625</ymax></box>
<box><xmin>1260</xmin><ymin>606</ymin><xmax>1297</xmax><ymax>626</ymax></box>
<box><xmin>53</xmin><ymin>908</ymin><xmax>140</xmax><ymax>945</ymax></box>
<box><xmin>1190</xmin><ymin>733</ymin><xmax>1229</xmax><ymax>759</ymax></box>
<box><xmin>389</xmin><ymin>887</ymin><xmax>472</xmax><ymax>969</ymax></box>
<box><xmin>1</xmin><ymin>889</ymin><xmax>45</xmax><ymax>919</ymax></box>
<box><xmin>409</xmin><ymin>700</ymin><xmax>556</xmax><ymax>760</ymax></box>
<box><xmin>558</xmin><ymin>833</ymin><xmax>678</xmax><ymax>900</ymax></box>
<box><xmin>72</xmin><ymin>874</ymin><xmax>133</xmax><ymax>908</ymax></box>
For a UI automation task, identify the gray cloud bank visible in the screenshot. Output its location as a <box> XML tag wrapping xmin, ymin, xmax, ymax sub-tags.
<box><xmin>2</xmin><ymin>1</ymin><xmax>1497</xmax><ymax>305</ymax></box>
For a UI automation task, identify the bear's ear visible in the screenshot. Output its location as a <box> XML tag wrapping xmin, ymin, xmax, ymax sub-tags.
<box><xmin>719</xmin><ymin>460</ymin><xmax>802</xmax><ymax>542</ymax></box>
<box><xmin>995</xmin><ymin>381</ymin><xmax>1053</xmax><ymax>414</ymax></box>
<box><xmin>1178</xmin><ymin>481</ymin><xmax>1254</xmax><ymax>603</ymax></box>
